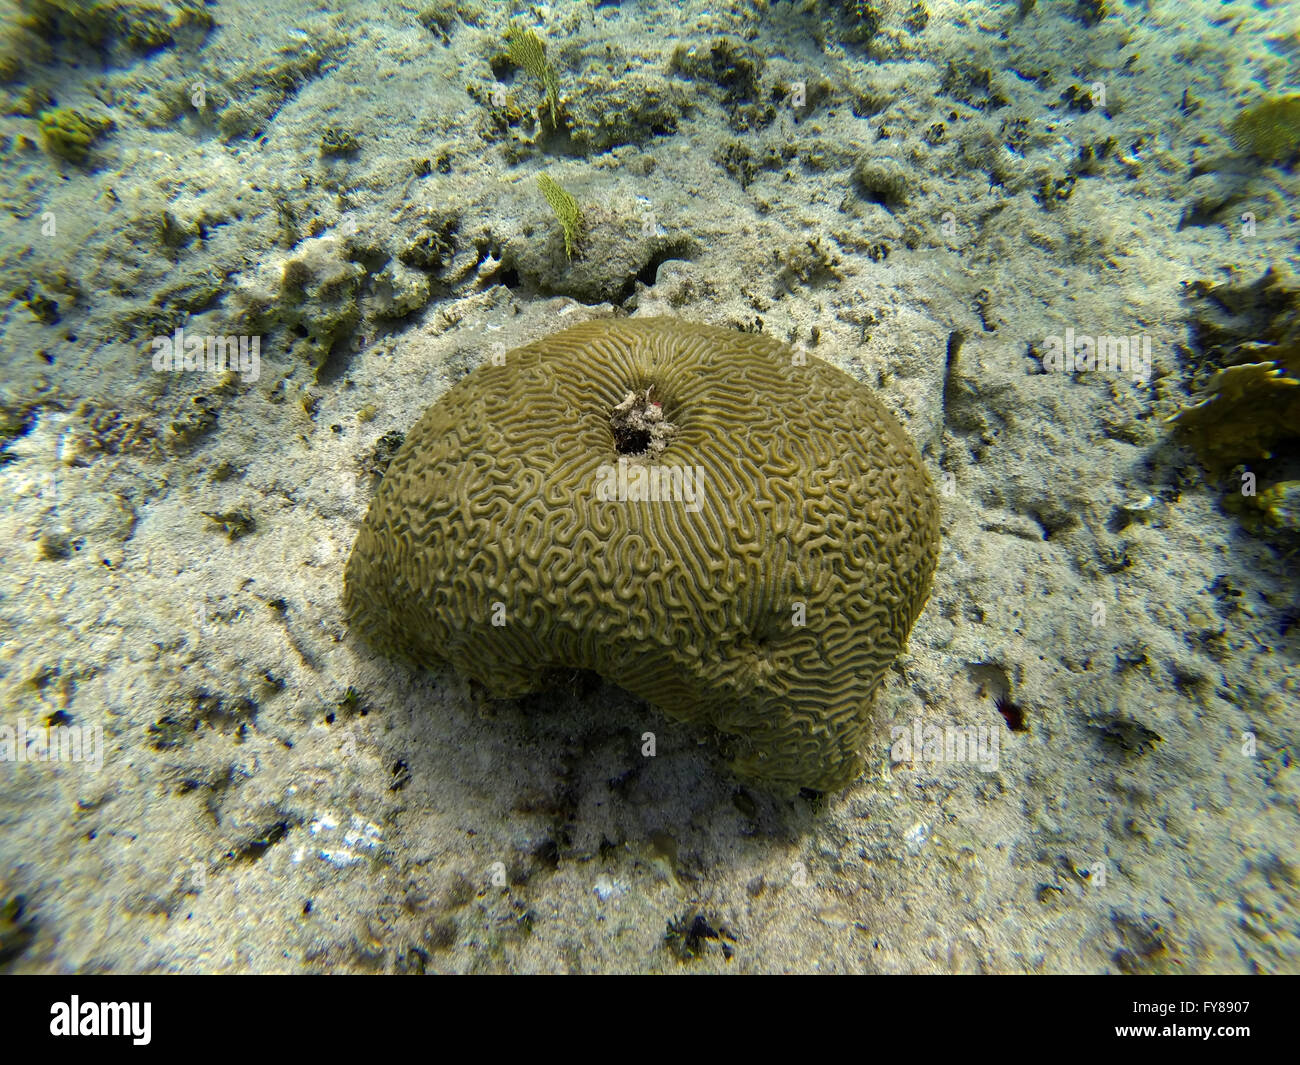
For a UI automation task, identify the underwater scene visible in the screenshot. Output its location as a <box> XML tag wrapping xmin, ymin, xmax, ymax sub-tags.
<box><xmin>0</xmin><ymin>0</ymin><xmax>1296</xmax><ymax>976</ymax></box>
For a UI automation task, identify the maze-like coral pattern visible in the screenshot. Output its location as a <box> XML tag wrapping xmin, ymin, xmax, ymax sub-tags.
<box><xmin>344</xmin><ymin>317</ymin><xmax>939</xmax><ymax>793</ymax></box>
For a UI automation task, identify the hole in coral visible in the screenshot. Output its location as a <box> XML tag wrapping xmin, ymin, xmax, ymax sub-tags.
<box><xmin>614</xmin><ymin>424</ymin><xmax>652</xmax><ymax>455</ymax></box>
<box><xmin>609</xmin><ymin>386</ymin><xmax>676</xmax><ymax>457</ymax></box>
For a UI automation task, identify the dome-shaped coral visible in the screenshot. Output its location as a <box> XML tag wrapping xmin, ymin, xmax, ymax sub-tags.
<box><xmin>344</xmin><ymin>317</ymin><xmax>940</xmax><ymax>794</ymax></box>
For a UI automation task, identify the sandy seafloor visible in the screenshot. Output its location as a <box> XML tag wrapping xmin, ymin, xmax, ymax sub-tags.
<box><xmin>0</xmin><ymin>0</ymin><xmax>1296</xmax><ymax>973</ymax></box>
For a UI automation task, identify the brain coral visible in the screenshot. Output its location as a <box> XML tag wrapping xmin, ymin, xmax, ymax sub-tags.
<box><xmin>344</xmin><ymin>317</ymin><xmax>939</xmax><ymax>794</ymax></box>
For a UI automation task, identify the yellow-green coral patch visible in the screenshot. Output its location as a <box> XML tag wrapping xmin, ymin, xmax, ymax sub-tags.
<box><xmin>1229</xmin><ymin>93</ymin><xmax>1300</xmax><ymax>163</ymax></box>
<box><xmin>37</xmin><ymin>106</ymin><xmax>111</xmax><ymax>164</ymax></box>
<box><xmin>1167</xmin><ymin>362</ymin><xmax>1300</xmax><ymax>476</ymax></box>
